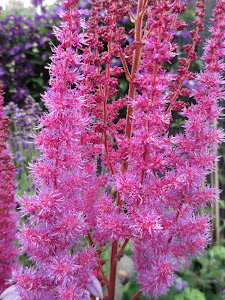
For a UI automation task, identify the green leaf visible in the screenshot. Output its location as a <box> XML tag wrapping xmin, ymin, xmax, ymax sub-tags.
<box><xmin>39</xmin><ymin>27</ymin><xmax>48</xmax><ymax>34</ymax></box>
<box><xmin>209</xmin><ymin>246</ymin><xmax>225</xmax><ymax>261</ymax></box>
<box><xmin>119</xmin><ymin>78</ymin><xmax>128</xmax><ymax>93</ymax></box>
<box><xmin>195</xmin><ymin>58</ymin><xmax>203</xmax><ymax>70</ymax></box>
<box><xmin>121</xmin><ymin>274</ymin><xmax>143</xmax><ymax>300</ymax></box>
<box><xmin>220</xmin><ymin>200</ymin><xmax>225</xmax><ymax>209</ymax></box>
<box><xmin>28</xmin><ymin>77</ymin><xmax>44</xmax><ymax>87</ymax></box>
<box><xmin>174</xmin><ymin>288</ymin><xmax>206</xmax><ymax>300</ymax></box>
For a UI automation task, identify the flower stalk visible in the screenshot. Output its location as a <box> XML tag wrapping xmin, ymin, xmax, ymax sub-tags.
<box><xmin>0</xmin><ymin>85</ymin><xmax>17</xmax><ymax>294</ymax></box>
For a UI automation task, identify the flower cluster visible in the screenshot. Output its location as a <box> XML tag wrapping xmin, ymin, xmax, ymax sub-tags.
<box><xmin>12</xmin><ymin>0</ymin><xmax>225</xmax><ymax>299</ymax></box>
<box><xmin>0</xmin><ymin>86</ymin><xmax>17</xmax><ymax>294</ymax></box>
<box><xmin>0</xmin><ymin>6</ymin><xmax>59</xmax><ymax>105</ymax></box>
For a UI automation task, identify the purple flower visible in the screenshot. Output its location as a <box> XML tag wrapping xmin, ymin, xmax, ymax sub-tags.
<box><xmin>18</xmin><ymin>157</ymin><xmax>26</xmax><ymax>163</ymax></box>
<box><xmin>6</xmin><ymin>96</ymin><xmax>42</xmax><ymax>195</ymax></box>
<box><xmin>79</xmin><ymin>0</ymin><xmax>91</xmax><ymax>9</ymax></box>
<box><xmin>183</xmin><ymin>78</ymin><xmax>198</xmax><ymax>90</ymax></box>
<box><xmin>0</xmin><ymin>67</ymin><xmax>4</xmax><ymax>77</ymax></box>
<box><xmin>0</xmin><ymin>8</ymin><xmax>59</xmax><ymax>104</ymax></box>
<box><xmin>110</xmin><ymin>57</ymin><xmax>122</xmax><ymax>67</ymax></box>
<box><xmin>24</xmin><ymin>43</ymin><xmax>33</xmax><ymax>50</ymax></box>
<box><xmin>9</xmin><ymin>45</ymin><xmax>22</xmax><ymax>56</ymax></box>
<box><xmin>15</xmin><ymin>151</ymin><xmax>21</xmax><ymax>158</ymax></box>
<box><xmin>175</xmin><ymin>278</ymin><xmax>189</xmax><ymax>291</ymax></box>
<box><xmin>31</xmin><ymin>0</ymin><xmax>44</xmax><ymax>7</ymax></box>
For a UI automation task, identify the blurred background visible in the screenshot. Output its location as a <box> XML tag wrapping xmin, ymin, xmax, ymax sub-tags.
<box><xmin>1</xmin><ymin>0</ymin><xmax>55</xmax><ymax>11</ymax></box>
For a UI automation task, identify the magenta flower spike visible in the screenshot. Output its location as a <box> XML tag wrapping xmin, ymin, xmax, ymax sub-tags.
<box><xmin>0</xmin><ymin>86</ymin><xmax>18</xmax><ymax>294</ymax></box>
<box><xmin>11</xmin><ymin>0</ymin><xmax>225</xmax><ymax>299</ymax></box>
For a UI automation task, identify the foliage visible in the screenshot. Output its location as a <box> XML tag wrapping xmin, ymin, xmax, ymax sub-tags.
<box><xmin>0</xmin><ymin>6</ymin><xmax>59</xmax><ymax>106</ymax></box>
<box><xmin>121</xmin><ymin>246</ymin><xmax>225</xmax><ymax>300</ymax></box>
<box><xmin>176</xmin><ymin>246</ymin><xmax>225</xmax><ymax>300</ymax></box>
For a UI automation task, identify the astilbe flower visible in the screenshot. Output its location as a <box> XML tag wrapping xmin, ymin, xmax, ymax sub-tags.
<box><xmin>11</xmin><ymin>0</ymin><xmax>225</xmax><ymax>299</ymax></box>
<box><xmin>0</xmin><ymin>85</ymin><xmax>18</xmax><ymax>294</ymax></box>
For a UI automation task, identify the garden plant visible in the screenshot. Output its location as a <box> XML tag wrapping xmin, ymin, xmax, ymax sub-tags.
<box><xmin>0</xmin><ymin>86</ymin><xmax>17</xmax><ymax>294</ymax></box>
<box><xmin>0</xmin><ymin>4</ymin><xmax>59</xmax><ymax>105</ymax></box>
<box><xmin>1</xmin><ymin>0</ymin><xmax>225</xmax><ymax>299</ymax></box>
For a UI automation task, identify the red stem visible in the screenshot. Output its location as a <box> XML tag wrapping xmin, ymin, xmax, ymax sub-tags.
<box><xmin>130</xmin><ymin>290</ymin><xmax>142</xmax><ymax>300</ymax></box>
<box><xmin>166</xmin><ymin>5</ymin><xmax>204</xmax><ymax>114</ymax></box>
<box><xmin>116</xmin><ymin>238</ymin><xmax>129</xmax><ymax>259</ymax></box>
<box><xmin>140</xmin><ymin>5</ymin><xmax>163</xmax><ymax>186</ymax></box>
<box><xmin>166</xmin><ymin>33</ymin><xmax>198</xmax><ymax>113</ymax></box>
<box><xmin>87</xmin><ymin>232</ymin><xmax>109</xmax><ymax>286</ymax></box>
<box><xmin>119</xmin><ymin>51</ymin><xmax>131</xmax><ymax>81</ymax></box>
<box><xmin>106</xmin><ymin>1</ymin><xmax>147</xmax><ymax>297</ymax></box>
<box><xmin>87</xmin><ymin>232</ymin><xmax>94</xmax><ymax>247</ymax></box>
<box><xmin>122</xmin><ymin>0</ymin><xmax>145</xmax><ymax>173</ymax></box>
<box><xmin>108</xmin><ymin>241</ymin><xmax>118</xmax><ymax>300</ymax></box>
<box><xmin>99</xmin><ymin>261</ymin><xmax>109</xmax><ymax>287</ymax></box>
